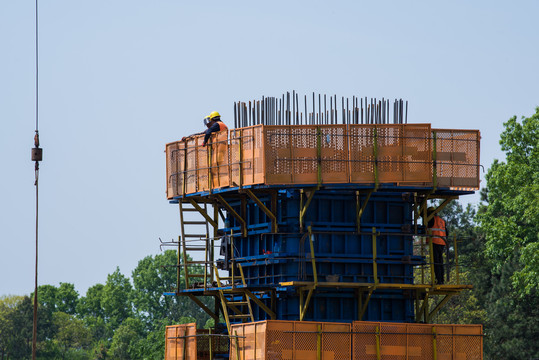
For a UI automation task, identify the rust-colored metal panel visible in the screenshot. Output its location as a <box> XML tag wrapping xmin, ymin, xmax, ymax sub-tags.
<box><xmin>166</xmin><ymin>124</ymin><xmax>480</xmax><ymax>196</ymax></box>
<box><xmin>166</xmin><ymin>141</ymin><xmax>184</xmax><ymax>199</ymax></box>
<box><xmin>232</xmin><ymin>320</ymin><xmax>351</xmax><ymax>360</ymax></box>
<box><xmin>165</xmin><ymin>323</ymin><xmax>197</xmax><ymax>360</ymax></box>
<box><xmin>320</xmin><ymin>125</ymin><xmax>349</xmax><ymax>183</ymax></box>
<box><xmin>230</xmin><ymin>321</ymin><xmax>267</xmax><ymax>360</ymax></box>
<box><xmin>352</xmin><ymin>321</ymin><xmax>482</xmax><ymax>360</ymax></box>
<box><xmin>400</xmin><ymin>124</ymin><xmax>433</xmax><ymax>185</ymax></box>
<box><xmin>264</xmin><ymin>126</ymin><xmax>294</xmax><ymax>184</ymax></box>
<box><xmin>229</xmin><ymin>125</ymin><xmax>265</xmax><ymax>187</ymax></box>
<box><xmin>433</xmin><ymin>129</ymin><xmax>480</xmax><ymax>189</ymax></box>
<box><xmin>349</xmin><ymin>125</ymin><xmax>377</xmax><ymax>183</ymax></box>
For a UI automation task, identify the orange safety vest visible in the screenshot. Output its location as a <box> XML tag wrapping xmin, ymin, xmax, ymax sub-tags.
<box><xmin>218</xmin><ymin>121</ymin><xmax>228</xmax><ymax>131</ymax></box>
<box><xmin>429</xmin><ymin>215</ymin><xmax>446</xmax><ymax>245</ymax></box>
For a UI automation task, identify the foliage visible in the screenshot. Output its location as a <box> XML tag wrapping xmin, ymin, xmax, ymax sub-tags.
<box><xmin>476</xmin><ymin>109</ymin><xmax>539</xmax><ymax>359</ymax></box>
<box><xmin>0</xmin><ymin>251</ymin><xmax>208</xmax><ymax>359</ymax></box>
<box><xmin>478</xmin><ymin>109</ymin><xmax>539</xmax><ymax>295</ymax></box>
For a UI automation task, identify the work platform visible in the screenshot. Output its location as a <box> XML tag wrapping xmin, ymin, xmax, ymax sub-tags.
<box><xmin>166</xmin><ymin>124</ymin><xmax>480</xmax><ymax>200</ymax></box>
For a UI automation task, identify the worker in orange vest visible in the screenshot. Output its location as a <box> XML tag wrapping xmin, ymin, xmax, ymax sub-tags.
<box><xmin>181</xmin><ymin>112</ymin><xmax>228</xmax><ymax>145</ymax></box>
<box><xmin>202</xmin><ymin>111</ymin><xmax>228</xmax><ymax>146</ymax></box>
<box><xmin>426</xmin><ymin>206</ymin><xmax>447</xmax><ymax>285</ymax></box>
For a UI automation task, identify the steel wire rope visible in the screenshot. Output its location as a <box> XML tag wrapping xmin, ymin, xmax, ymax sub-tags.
<box><xmin>32</xmin><ymin>0</ymin><xmax>40</xmax><ymax>359</ymax></box>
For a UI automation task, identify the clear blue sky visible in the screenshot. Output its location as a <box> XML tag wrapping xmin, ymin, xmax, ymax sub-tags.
<box><xmin>1</xmin><ymin>1</ymin><xmax>538</xmax><ymax>296</ymax></box>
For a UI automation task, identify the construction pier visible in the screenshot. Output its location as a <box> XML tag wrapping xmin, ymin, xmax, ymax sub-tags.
<box><xmin>163</xmin><ymin>93</ymin><xmax>483</xmax><ymax>359</ymax></box>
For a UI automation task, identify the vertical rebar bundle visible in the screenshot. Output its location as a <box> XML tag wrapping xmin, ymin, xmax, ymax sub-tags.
<box><xmin>233</xmin><ymin>92</ymin><xmax>408</xmax><ymax>128</ymax></box>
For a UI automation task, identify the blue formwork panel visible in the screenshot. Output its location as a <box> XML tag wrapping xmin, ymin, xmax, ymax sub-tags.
<box><xmin>219</xmin><ymin>188</ymin><xmax>417</xmax><ymax>322</ymax></box>
<box><xmin>246</xmin><ymin>289</ymin><xmax>414</xmax><ymax>323</ymax></box>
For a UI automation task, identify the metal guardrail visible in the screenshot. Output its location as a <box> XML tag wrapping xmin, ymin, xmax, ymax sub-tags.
<box><xmin>166</xmin><ymin>124</ymin><xmax>480</xmax><ymax>199</ymax></box>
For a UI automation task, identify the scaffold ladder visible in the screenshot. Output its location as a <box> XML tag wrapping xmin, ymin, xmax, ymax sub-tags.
<box><xmin>179</xmin><ymin>201</ymin><xmax>212</xmax><ymax>289</ymax></box>
<box><xmin>214</xmin><ymin>264</ymin><xmax>254</xmax><ymax>332</ymax></box>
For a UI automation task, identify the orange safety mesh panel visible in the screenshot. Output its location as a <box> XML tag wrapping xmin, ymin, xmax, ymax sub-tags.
<box><xmin>232</xmin><ymin>320</ymin><xmax>351</xmax><ymax>360</ymax></box>
<box><xmin>352</xmin><ymin>321</ymin><xmax>378</xmax><ymax>359</ymax></box>
<box><xmin>230</xmin><ymin>125</ymin><xmax>265</xmax><ymax>187</ymax></box>
<box><xmin>166</xmin><ymin>141</ymin><xmax>184</xmax><ymax>199</ymax></box>
<box><xmin>167</xmin><ymin>124</ymin><xmax>480</xmax><ymax>196</ymax></box>
<box><xmin>352</xmin><ymin>321</ymin><xmax>482</xmax><ymax>360</ymax></box>
<box><xmin>230</xmin><ymin>321</ymin><xmax>267</xmax><ymax>360</ymax></box>
<box><xmin>349</xmin><ymin>124</ymin><xmax>432</xmax><ymax>185</ymax></box>
<box><xmin>165</xmin><ymin>323</ymin><xmax>197</xmax><ymax>360</ymax></box>
<box><xmin>400</xmin><ymin>124</ymin><xmax>433</xmax><ymax>185</ymax></box>
<box><xmin>434</xmin><ymin>129</ymin><xmax>480</xmax><ymax>189</ymax></box>
<box><xmin>349</xmin><ymin>125</ymin><xmax>376</xmax><ymax>183</ymax></box>
<box><xmin>320</xmin><ymin>126</ymin><xmax>349</xmax><ymax>183</ymax></box>
<box><xmin>264</xmin><ymin>126</ymin><xmax>294</xmax><ymax>184</ymax></box>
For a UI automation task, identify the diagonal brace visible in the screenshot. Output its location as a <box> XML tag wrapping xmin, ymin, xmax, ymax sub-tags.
<box><xmin>214</xmin><ymin>194</ymin><xmax>247</xmax><ymax>237</ymax></box>
<box><xmin>243</xmin><ymin>189</ymin><xmax>278</xmax><ymax>233</ymax></box>
<box><xmin>187</xmin><ymin>198</ymin><xmax>218</xmax><ymax>228</ymax></box>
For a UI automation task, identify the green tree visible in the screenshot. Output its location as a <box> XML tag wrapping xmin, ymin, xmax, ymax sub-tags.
<box><xmin>35</xmin><ymin>283</ymin><xmax>79</xmax><ymax>315</ymax></box>
<box><xmin>4</xmin><ymin>296</ymin><xmax>33</xmax><ymax>359</ymax></box>
<box><xmin>77</xmin><ymin>284</ymin><xmax>109</xmax><ymax>341</ymax></box>
<box><xmin>109</xmin><ymin>317</ymin><xmax>144</xmax><ymax>360</ymax></box>
<box><xmin>0</xmin><ymin>296</ymin><xmax>23</xmax><ymax>359</ymax></box>
<box><xmin>477</xmin><ymin>109</ymin><xmax>539</xmax><ymax>359</ymax></box>
<box><xmin>478</xmin><ymin>109</ymin><xmax>539</xmax><ymax>294</ymax></box>
<box><xmin>131</xmin><ymin>250</ymin><xmax>211</xmax><ymax>327</ymax></box>
<box><xmin>102</xmin><ymin>268</ymin><xmax>134</xmax><ymax>331</ymax></box>
<box><xmin>51</xmin><ymin>312</ymin><xmax>92</xmax><ymax>360</ymax></box>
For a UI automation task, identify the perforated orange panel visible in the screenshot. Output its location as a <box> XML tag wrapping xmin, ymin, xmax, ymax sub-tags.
<box><xmin>433</xmin><ymin>129</ymin><xmax>480</xmax><ymax>189</ymax></box>
<box><xmin>166</xmin><ymin>124</ymin><xmax>480</xmax><ymax>197</ymax></box>
<box><xmin>166</xmin><ymin>141</ymin><xmax>183</xmax><ymax>199</ymax></box>
<box><xmin>165</xmin><ymin>323</ymin><xmax>197</xmax><ymax>360</ymax></box>
<box><xmin>352</xmin><ymin>321</ymin><xmax>482</xmax><ymax>360</ymax></box>
<box><xmin>232</xmin><ymin>320</ymin><xmax>351</xmax><ymax>360</ymax></box>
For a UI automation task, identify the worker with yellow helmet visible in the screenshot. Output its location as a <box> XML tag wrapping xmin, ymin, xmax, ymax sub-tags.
<box><xmin>202</xmin><ymin>111</ymin><xmax>228</xmax><ymax>146</ymax></box>
<box><xmin>181</xmin><ymin>111</ymin><xmax>228</xmax><ymax>145</ymax></box>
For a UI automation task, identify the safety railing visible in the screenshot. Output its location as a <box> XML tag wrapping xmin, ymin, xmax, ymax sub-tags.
<box><xmin>167</xmin><ymin>124</ymin><xmax>480</xmax><ymax>199</ymax></box>
<box><xmin>229</xmin><ymin>320</ymin><xmax>482</xmax><ymax>360</ymax></box>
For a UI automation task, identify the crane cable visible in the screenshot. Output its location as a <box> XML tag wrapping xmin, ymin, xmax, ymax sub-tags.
<box><xmin>32</xmin><ymin>0</ymin><xmax>41</xmax><ymax>359</ymax></box>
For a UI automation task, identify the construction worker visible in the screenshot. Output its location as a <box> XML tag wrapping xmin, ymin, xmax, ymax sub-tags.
<box><xmin>181</xmin><ymin>112</ymin><xmax>228</xmax><ymax>146</ymax></box>
<box><xmin>202</xmin><ymin>111</ymin><xmax>228</xmax><ymax>146</ymax></box>
<box><xmin>426</xmin><ymin>206</ymin><xmax>447</xmax><ymax>285</ymax></box>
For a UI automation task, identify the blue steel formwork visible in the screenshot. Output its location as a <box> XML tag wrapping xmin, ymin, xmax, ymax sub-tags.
<box><xmin>215</xmin><ymin>187</ymin><xmax>418</xmax><ymax>323</ymax></box>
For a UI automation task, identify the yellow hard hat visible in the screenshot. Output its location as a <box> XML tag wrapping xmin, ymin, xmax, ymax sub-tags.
<box><xmin>427</xmin><ymin>206</ymin><xmax>436</xmax><ymax>213</ymax></box>
<box><xmin>209</xmin><ymin>111</ymin><xmax>221</xmax><ymax>120</ymax></box>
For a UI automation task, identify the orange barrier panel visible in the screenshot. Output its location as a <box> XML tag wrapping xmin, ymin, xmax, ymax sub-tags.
<box><xmin>166</xmin><ymin>125</ymin><xmax>481</xmax><ymax>199</ymax></box>
<box><xmin>230</xmin><ymin>125</ymin><xmax>265</xmax><ymax>187</ymax></box>
<box><xmin>231</xmin><ymin>320</ymin><xmax>352</xmax><ymax>360</ymax></box>
<box><xmin>352</xmin><ymin>321</ymin><xmax>483</xmax><ymax>360</ymax></box>
<box><xmin>434</xmin><ymin>129</ymin><xmax>480</xmax><ymax>189</ymax></box>
<box><xmin>165</xmin><ymin>323</ymin><xmax>197</xmax><ymax>360</ymax></box>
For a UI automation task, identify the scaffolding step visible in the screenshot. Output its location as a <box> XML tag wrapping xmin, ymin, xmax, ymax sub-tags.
<box><xmin>186</xmin><ymin>261</ymin><xmax>209</xmax><ymax>264</ymax></box>
<box><xmin>184</xmin><ymin>247</ymin><xmax>207</xmax><ymax>251</ymax></box>
<box><xmin>183</xmin><ymin>221</ymin><xmax>207</xmax><ymax>225</ymax></box>
<box><xmin>226</xmin><ymin>301</ymin><xmax>248</xmax><ymax>306</ymax></box>
<box><xmin>183</xmin><ymin>234</ymin><xmax>207</xmax><ymax>238</ymax></box>
<box><xmin>229</xmin><ymin>314</ymin><xmax>251</xmax><ymax>319</ymax></box>
<box><xmin>186</xmin><ymin>273</ymin><xmax>212</xmax><ymax>278</ymax></box>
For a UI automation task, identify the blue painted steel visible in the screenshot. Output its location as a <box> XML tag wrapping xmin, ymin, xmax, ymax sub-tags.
<box><xmin>212</xmin><ymin>188</ymin><xmax>418</xmax><ymax>323</ymax></box>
